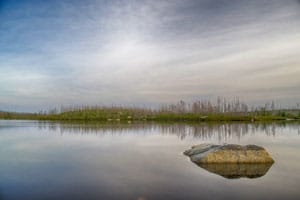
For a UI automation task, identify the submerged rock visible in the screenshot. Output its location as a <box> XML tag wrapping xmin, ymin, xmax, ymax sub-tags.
<box><xmin>184</xmin><ymin>144</ymin><xmax>274</xmax><ymax>164</ymax></box>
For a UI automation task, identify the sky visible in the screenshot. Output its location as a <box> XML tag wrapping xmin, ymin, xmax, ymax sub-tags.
<box><xmin>0</xmin><ymin>0</ymin><xmax>300</xmax><ymax>112</ymax></box>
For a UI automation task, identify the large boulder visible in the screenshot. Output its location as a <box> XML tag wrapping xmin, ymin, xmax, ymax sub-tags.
<box><xmin>184</xmin><ymin>144</ymin><xmax>274</xmax><ymax>164</ymax></box>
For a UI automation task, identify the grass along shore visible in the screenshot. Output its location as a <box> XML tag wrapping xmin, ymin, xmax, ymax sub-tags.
<box><xmin>1</xmin><ymin>99</ymin><xmax>299</xmax><ymax>122</ymax></box>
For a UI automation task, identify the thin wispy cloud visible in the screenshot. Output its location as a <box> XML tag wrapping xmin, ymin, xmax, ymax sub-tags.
<box><xmin>0</xmin><ymin>0</ymin><xmax>300</xmax><ymax>111</ymax></box>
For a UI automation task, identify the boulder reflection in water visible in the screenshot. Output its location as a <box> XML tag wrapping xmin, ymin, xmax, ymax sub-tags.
<box><xmin>198</xmin><ymin>163</ymin><xmax>273</xmax><ymax>179</ymax></box>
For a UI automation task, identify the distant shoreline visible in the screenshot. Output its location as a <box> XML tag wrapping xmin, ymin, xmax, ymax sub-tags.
<box><xmin>1</xmin><ymin>110</ymin><xmax>299</xmax><ymax>122</ymax></box>
<box><xmin>1</xmin><ymin>99</ymin><xmax>299</xmax><ymax>122</ymax></box>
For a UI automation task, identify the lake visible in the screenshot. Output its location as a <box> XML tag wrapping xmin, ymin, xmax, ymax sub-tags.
<box><xmin>0</xmin><ymin>120</ymin><xmax>300</xmax><ymax>200</ymax></box>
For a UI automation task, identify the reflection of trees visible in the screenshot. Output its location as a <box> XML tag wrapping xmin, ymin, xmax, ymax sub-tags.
<box><xmin>160</xmin><ymin>122</ymin><xmax>300</xmax><ymax>141</ymax></box>
<box><xmin>35</xmin><ymin>121</ymin><xmax>300</xmax><ymax>141</ymax></box>
<box><xmin>159</xmin><ymin>123</ymin><xmax>275</xmax><ymax>141</ymax></box>
<box><xmin>37</xmin><ymin>122</ymin><xmax>156</xmax><ymax>136</ymax></box>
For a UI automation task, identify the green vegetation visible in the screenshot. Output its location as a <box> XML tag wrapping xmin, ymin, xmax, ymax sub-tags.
<box><xmin>1</xmin><ymin>98</ymin><xmax>299</xmax><ymax>122</ymax></box>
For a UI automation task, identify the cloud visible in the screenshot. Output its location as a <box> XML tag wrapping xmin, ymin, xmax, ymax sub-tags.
<box><xmin>0</xmin><ymin>0</ymin><xmax>300</xmax><ymax>111</ymax></box>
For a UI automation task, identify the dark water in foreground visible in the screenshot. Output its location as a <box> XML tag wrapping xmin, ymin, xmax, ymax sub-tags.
<box><xmin>0</xmin><ymin>120</ymin><xmax>300</xmax><ymax>200</ymax></box>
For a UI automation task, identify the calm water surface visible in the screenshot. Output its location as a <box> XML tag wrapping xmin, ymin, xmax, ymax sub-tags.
<box><xmin>0</xmin><ymin>120</ymin><xmax>300</xmax><ymax>200</ymax></box>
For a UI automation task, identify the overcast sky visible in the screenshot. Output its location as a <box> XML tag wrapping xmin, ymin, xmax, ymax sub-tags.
<box><xmin>0</xmin><ymin>0</ymin><xmax>300</xmax><ymax>112</ymax></box>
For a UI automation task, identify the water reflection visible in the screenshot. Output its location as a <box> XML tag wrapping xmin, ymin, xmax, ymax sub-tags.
<box><xmin>33</xmin><ymin>121</ymin><xmax>300</xmax><ymax>141</ymax></box>
<box><xmin>0</xmin><ymin>120</ymin><xmax>300</xmax><ymax>199</ymax></box>
<box><xmin>198</xmin><ymin>163</ymin><xmax>274</xmax><ymax>179</ymax></box>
